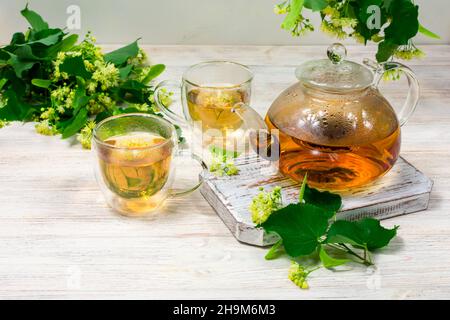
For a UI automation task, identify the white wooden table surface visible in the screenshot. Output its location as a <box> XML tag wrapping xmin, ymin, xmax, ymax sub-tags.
<box><xmin>1</xmin><ymin>45</ymin><xmax>450</xmax><ymax>300</ymax></box>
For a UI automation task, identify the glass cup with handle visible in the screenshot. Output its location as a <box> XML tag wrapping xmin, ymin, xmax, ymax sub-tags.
<box><xmin>92</xmin><ymin>113</ymin><xmax>206</xmax><ymax>216</ymax></box>
<box><xmin>153</xmin><ymin>61</ymin><xmax>254</xmax><ymax>154</ymax></box>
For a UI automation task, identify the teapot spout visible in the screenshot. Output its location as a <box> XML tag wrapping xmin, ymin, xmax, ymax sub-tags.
<box><xmin>232</xmin><ymin>103</ymin><xmax>279</xmax><ymax>161</ymax></box>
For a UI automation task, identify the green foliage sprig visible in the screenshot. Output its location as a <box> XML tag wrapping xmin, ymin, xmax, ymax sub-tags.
<box><xmin>275</xmin><ymin>0</ymin><xmax>440</xmax><ymax>63</ymax></box>
<box><xmin>250</xmin><ymin>176</ymin><xmax>398</xmax><ymax>289</ymax></box>
<box><xmin>0</xmin><ymin>5</ymin><xmax>171</xmax><ymax>148</ymax></box>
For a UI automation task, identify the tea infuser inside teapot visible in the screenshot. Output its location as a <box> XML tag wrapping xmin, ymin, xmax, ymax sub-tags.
<box><xmin>234</xmin><ymin>43</ymin><xmax>420</xmax><ymax>191</ymax></box>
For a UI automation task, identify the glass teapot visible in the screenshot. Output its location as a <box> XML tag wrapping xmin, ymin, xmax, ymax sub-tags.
<box><xmin>234</xmin><ymin>43</ymin><xmax>419</xmax><ymax>191</ymax></box>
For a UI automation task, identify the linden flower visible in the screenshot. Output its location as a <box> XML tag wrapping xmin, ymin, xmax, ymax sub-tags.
<box><xmin>92</xmin><ymin>61</ymin><xmax>119</xmax><ymax>90</ymax></box>
<box><xmin>288</xmin><ymin>261</ymin><xmax>310</xmax><ymax>290</ymax></box>
<box><xmin>35</xmin><ymin>119</ymin><xmax>58</xmax><ymax>136</ymax></box>
<box><xmin>250</xmin><ymin>186</ymin><xmax>283</xmax><ymax>225</ymax></box>
<box><xmin>321</xmin><ymin>20</ymin><xmax>348</xmax><ymax>40</ymax></box>
<box><xmin>0</xmin><ymin>120</ymin><xmax>10</xmax><ymax>129</ymax></box>
<box><xmin>77</xmin><ymin>120</ymin><xmax>96</xmax><ymax>149</ymax></box>
<box><xmin>40</xmin><ymin>107</ymin><xmax>56</xmax><ymax>120</ymax></box>
<box><xmin>209</xmin><ymin>160</ymin><xmax>239</xmax><ymax>177</ymax></box>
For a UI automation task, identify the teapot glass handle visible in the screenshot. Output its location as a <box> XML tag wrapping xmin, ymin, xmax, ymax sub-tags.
<box><xmin>366</xmin><ymin>59</ymin><xmax>420</xmax><ymax>127</ymax></box>
<box><xmin>231</xmin><ymin>103</ymin><xmax>280</xmax><ymax>161</ymax></box>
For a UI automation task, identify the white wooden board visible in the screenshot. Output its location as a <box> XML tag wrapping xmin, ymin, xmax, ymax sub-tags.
<box><xmin>201</xmin><ymin>156</ymin><xmax>433</xmax><ymax>246</ymax></box>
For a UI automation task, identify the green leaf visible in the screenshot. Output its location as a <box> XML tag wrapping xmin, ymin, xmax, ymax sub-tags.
<box><xmin>59</xmin><ymin>56</ymin><xmax>92</xmax><ymax>79</ymax></box>
<box><xmin>209</xmin><ymin>145</ymin><xmax>240</xmax><ymax>159</ymax></box>
<box><xmin>7</xmin><ymin>54</ymin><xmax>36</xmax><ymax>78</ymax></box>
<box><xmin>72</xmin><ymin>87</ymin><xmax>90</xmax><ymax>115</ymax></box>
<box><xmin>24</xmin><ymin>28</ymin><xmax>63</xmax><ymax>46</ymax></box>
<box><xmin>45</xmin><ymin>34</ymin><xmax>79</xmax><ymax>57</ymax></box>
<box><xmin>319</xmin><ymin>245</ymin><xmax>350</xmax><ymax>268</ymax></box>
<box><xmin>14</xmin><ymin>45</ymin><xmax>45</xmax><ymax>60</ymax></box>
<box><xmin>62</xmin><ymin>108</ymin><xmax>88</xmax><ymax>139</ymax></box>
<box><xmin>281</xmin><ymin>0</ymin><xmax>304</xmax><ymax>30</ymax></box>
<box><xmin>304</xmin><ymin>0</ymin><xmax>328</xmax><ymax>11</ymax></box>
<box><xmin>31</xmin><ymin>79</ymin><xmax>52</xmax><ymax>88</ymax></box>
<box><xmin>115</xmin><ymin>80</ymin><xmax>148</xmax><ymax>104</ymax></box>
<box><xmin>21</xmin><ymin>4</ymin><xmax>49</xmax><ymax>32</ymax></box>
<box><xmin>104</xmin><ymin>40</ymin><xmax>139</xmax><ymax>66</ymax></box>
<box><xmin>119</xmin><ymin>65</ymin><xmax>133</xmax><ymax>79</ymax></box>
<box><xmin>303</xmin><ymin>185</ymin><xmax>342</xmax><ymax>219</ymax></box>
<box><xmin>376</xmin><ymin>40</ymin><xmax>399</xmax><ymax>62</ymax></box>
<box><xmin>0</xmin><ymin>90</ymin><xmax>34</xmax><ymax>121</ymax></box>
<box><xmin>384</xmin><ymin>0</ymin><xmax>419</xmax><ymax>45</ymax></box>
<box><xmin>265</xmin><ymin>239</ymin><xmax>284</xmax><ymax>260</ymax></box>
<box><xmin>0</xmin><ymin>78</ymin><xmax>7</xmax><ymax>90</ymax></box>
<box><xmin>262</xmin><ymin>203</ymin><xmax>329</xmax><ymax>257</ymax></box>
<box><xmin>298</xmin><ymin>174</ymin><xmax>308</xmax><ymax>203</ymax></box>
<box><xmin>142</xmin><ymin>64</ymin><xmax>166</xmax><ymax>84</ymax></box>
<box><xmin>326</xmin><ymin>218</ymin><xmax>398</xmax><ymax>251</ymax></box>
<box><xmin>419</xmin><ymin>24</ymin><xmax>440</xmax><ymax>39</ymax></box>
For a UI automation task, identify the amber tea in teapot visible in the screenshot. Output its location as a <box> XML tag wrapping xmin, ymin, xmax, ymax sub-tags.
<box><xmin>265</xmin><ymin>91</ymin><xmax>401</xmax><ymax>189</ymax></box>
<box><xmin>235</xmin><ymin>44</ymin><xmax>419</xmax><ymax>191</ymax></box>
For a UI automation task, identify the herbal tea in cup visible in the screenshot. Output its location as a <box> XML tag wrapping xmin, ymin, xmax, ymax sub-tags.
<box><xmin>93</xmin><ymin>114</ymin><xmax>205</xmax><ymax>216</ymax></box>
<box><xmin>153</xmin><ymin>61</ymin><xmax>253</xmax><ymax>150</ymax></box>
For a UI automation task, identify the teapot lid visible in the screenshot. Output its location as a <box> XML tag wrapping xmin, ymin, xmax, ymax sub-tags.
<box><xmin>295</xmin><ymin>43</ymin><xmax>374</xmax><ymax>91</ymax></box>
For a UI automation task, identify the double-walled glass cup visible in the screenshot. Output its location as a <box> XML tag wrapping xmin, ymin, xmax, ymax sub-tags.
<box><xmin>154</xmin><ymin>61</ymin><xmax>253</xmax><ymax>151</ymax></box>
<box><xmin>92</xmin><ymin>113</ymin><xmax>205</xmax><ymax>216</ymax></box>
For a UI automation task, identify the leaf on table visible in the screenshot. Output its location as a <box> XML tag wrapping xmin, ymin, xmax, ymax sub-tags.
<box><xmin>62</xmin><ymin>108</ymin><xmax>88</xmax><ymax>139</ymax></box>
<box><xmin>261</xmin><ymin>203</ymin><xmax>329</xmax><ymax>257</ymax></box>
<box><xmin>319</xmin><ymin>245</ymin><xmax>349</xmax><ymax>268</ymax></box>
<box><xmin>303</xmin><ymin>185</ymin><xmax>342</xmax><ymax>219</ymax></box>
<box><xmin>325</xmin><ymin>218</ymin><xmax>398</xmax><ymax>251</ymax></box>
<box><xmin>59</xmin><ymin>56</ymin><xmax>92</xmax><ymax>79</ymax></box>
<box><xmin>21</xmin><ymin>4</ymin><xmax>49</xmax><ymax>32</ymax></box>
<box><xmin>104</xmin><ymin>40</ymin><xmax>139</xmax><ymax>66</ymax></box>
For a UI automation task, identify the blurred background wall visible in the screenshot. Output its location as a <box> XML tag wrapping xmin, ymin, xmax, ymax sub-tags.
<box><xmin>0</xmin><ymin>0</ymin><xmax>448</xmax><ymax>45</ymax></box>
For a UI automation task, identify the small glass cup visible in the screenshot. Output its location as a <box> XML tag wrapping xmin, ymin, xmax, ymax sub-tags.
<box><xmin>154</xmin><ymin>61</ymin><xmax>254</xmax><ymax>152</ymax></box>
<box><xmin>92</xmin><ymin>113</ymin><xmax>205</xmax><ymax>217</ymax></box>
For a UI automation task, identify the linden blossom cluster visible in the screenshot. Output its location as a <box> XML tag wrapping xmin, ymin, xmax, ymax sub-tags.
<box><xmin>0</xmin><ymin>5</ymin><xmax>172</xmax><ymax>149</ymax></box>
<box><xmin>34</xmin><ymin>34</ymin><xmax>163</xmax><ymax>148</ymax></box>
<box><xmin>275</xmin><ymin>0</ymin><xmax>439</xmax><ymax>63</ymax></box>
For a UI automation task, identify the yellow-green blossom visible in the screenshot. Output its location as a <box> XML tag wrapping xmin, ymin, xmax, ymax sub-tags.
<box><xmin>40</xmin><ymin>107</ymin><xmax>57</xmax><ymax>120</ymax></box>
<box><xmin>129</xmin><ymin>48</ymin><xmax>148</xmax><ymax>66</ymax></box>
<box><xmin>321</xmin><ymin>20</ymin><xmax>348</xmax><ymax>40</ymax></box>
<box><xmin>87</xmin><ymin>98</ymin><xmax>104</xmax><ymax>115</ymax></box>
<box><xmin>77</xmin><ymin>120</ymin><xmax>96</xmax><ymax>149</ymax></box>
<box><xmin>394</xmin><ymin>47</ymin><xmax>425</xmax><ymax>60</ymax></box>
<box><xmin>250</xmin><ymin>186</ymin><xmax>283</xmax><ymax>225</ymax></box>
<box><xmin>288</xmin><ymin>261</ymin><xmax>312</xmax><ymax>290</ymax></box>
<box><xmin>92</xmin><ymin>60</ymin><xmax>119</xmax><ymax>90</ymax></box>
<box><xmin>209</xmin><ymin>160</ymin><xmax>239</xmax><ymax>177</ymax></box>
<box><xmin>35</xmin><ymin>119</ymin><xmax>58</xmax><ymax>136</ymax></box>
<box><xmin>0</xmin><ymin>120</ymin><xmax>10</xmax><ymax>128</ymax></box>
